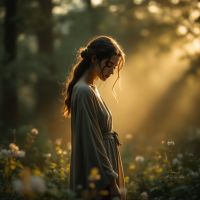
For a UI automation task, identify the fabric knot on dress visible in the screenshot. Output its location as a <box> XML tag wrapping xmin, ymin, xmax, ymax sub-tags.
<box><xmin>112</xmin><ymin>131</ymin><xmax>122</xmax><ymax>146</ymax></box>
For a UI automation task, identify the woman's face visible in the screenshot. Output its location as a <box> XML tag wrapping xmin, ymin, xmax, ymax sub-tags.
<box><xmin>93</xmin><ymin>55</ymin><xmax>120</xmax><ymax>81</ymax></box>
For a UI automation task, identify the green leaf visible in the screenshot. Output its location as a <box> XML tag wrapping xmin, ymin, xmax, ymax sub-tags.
<box><xmin>15</xmin><ymin>162</ymin><xmax>23</xmax><ymax>169</ymax></box>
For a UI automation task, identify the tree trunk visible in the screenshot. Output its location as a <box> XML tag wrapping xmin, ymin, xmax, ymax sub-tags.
<box><xmin>37</xmin><ymin>0</ymin><xmax>56</xmax><ymax>74</ymax></box>
<box><xmin>1</xmin><ymin>0</ymin><xmax>18</xmax><ymax>132</ymax></box>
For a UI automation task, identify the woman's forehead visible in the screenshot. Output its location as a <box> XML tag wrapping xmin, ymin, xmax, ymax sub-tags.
<box><xmin>109</xmin><ymin>55</ymin><xmax>120</xmax><ymax>65</ymax></box>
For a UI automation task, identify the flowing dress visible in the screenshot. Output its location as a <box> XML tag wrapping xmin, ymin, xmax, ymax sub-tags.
<box><xmin>68</xmin><ymin>82</ymin><xmax>125</xmax><ymax>200</ymax></box>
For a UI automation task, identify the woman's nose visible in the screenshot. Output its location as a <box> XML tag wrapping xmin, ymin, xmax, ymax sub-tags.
<box><xmin>110</xmin><ymin>68</ymin><xmax>114</xmax><ymax>74</ymax></box>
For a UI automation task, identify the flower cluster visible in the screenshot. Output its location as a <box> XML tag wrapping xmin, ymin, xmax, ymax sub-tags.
<box><xmin>1</xmin><ymin>143</ymin><xmax>25</xmax><ymax>158</ymax></box>
<box><xmin>167</xmin><ymin>141</ymin><xmax>175</xmax><ymax>146</ymax></box>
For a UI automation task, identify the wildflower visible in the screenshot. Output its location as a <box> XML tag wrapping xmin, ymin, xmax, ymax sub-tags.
<box><xmin>178</xmin><ymin>166</ymin><xmax>183</xmax><ymax>171</ymax></box>
<box><xmin>12</xmin><ymin>179</ymin><xmax>25</xmax><ymax>193</ymax></box>
<box><xmin>177</xmin><ymin>153</ymin><xmax>183</xmax><ymax>160</ymax></box>
<box><xmin>190</xmin><ymin>171</ymin><xmax>198</xmax><ymax>178</ymax></box>
<box><xmin>89</xmin><ymin>182</ymin><xmax>95</xmax><ymax>189</ymax></box>
<box><xmin>1</xmin><ymin>149</ymin><xmax>11</xmax><ymax>157</ymax></box>
<box><xmin>31</xmin><ymin>128</ymin><xmax>38</xmax><ymax>135</ymax></box>
<box><xmin>99</xmin><ymin>190</ymin><xmax>109</xmax><ymax>196</ymax></box>
<box><xmin>63</xmin><ymin>151</ymin><xmax>67</xmax><ymax>155</ymax></box>
<box><xmin>141</xmin><ymin>191</ymin><xmax>148</xmax><ymax>197</ymax></box>
<box><xmin>55</xmin><ymin>139</ymin><xmax>62</xmax><ymax>146</ymax></box>
<box><xmin>130</xmin><ymin>181</ymin><xmax>134</xmax><ymax>186</ymax></box>
<box><xmin>135</xmin><ymin>156</ymin><xmax>144</xmax><ymax>162</ymax></box>
<box><xmin>129</xmin><ymin>164</ymin><xmax>135</xmax><ymax>169</ymax></box>
<box><xmin>58</xmin><ymin>149</ymin><xmax>62</xmax><ymax>154</ymax></box>
<box><xmin>125</xmin><ymin>176</ymin><xmax>129</xmax><ymax>183</ymax></box>
<box><xmin>180</xmin><ymin>176</ymin><xmax>184</xmax><ymax>180</ymax></box>
<box><xmin>188</xmin><ymin>153</ymin><xmax>193</xmax><ymax>158</ymax></box>
<box><xmin>172</xmin><ymin>158</ymin><xmax>181</xmax><ymax>166</ymax></box>
<box><xmin>30</xmin><ymin>175</ymin><xmax>46</xmax><ymax>193</ymax></box>
<box><xmin>9</xmin><ymin>143</ymin><xmax>19</xmax><ymax>151</ymax></box>
<box><xmin>88</xmin><ymin>174</ymin><xmax>101</xmax><ymax>181</ymax></box>
<box><xmin>125</xmin><ymin>134</ymin><xmax>132</xmax><ymax>139</ymax></box>
<box><xmin>43</xmin><ymin>153</ymin><xmax>51</xmax><ymax>158</ymax></box>
<box><xmin>91</xmin><ymin>167</ymin><xmax>99</xmax><ymax>175</ymax></box>
<box><xmin>164</xmin><ymin>176</ymin><xmax>168</xmax><ymax>180</ymax></box>
<box><xmin>167</xmin><ymin>141</ymin><xmax>175</xmax><ymax>146</ymax></box>
<box><xmin>13</xmin><ymin>150</ymin><xmax>26</xmax><ymax>157</ymax></box>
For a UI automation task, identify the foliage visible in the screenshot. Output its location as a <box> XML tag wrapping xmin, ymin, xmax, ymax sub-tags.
<box><xmin>0</xmin><ymin>126</ymin><xmax>200</xmax><ymax>200</ymax></box>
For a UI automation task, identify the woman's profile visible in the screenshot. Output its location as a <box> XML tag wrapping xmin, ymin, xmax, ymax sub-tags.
<box><xmin>63</xmin><ymin>36</ymin><xmax>126</xmax><ymax>200</ymax></box>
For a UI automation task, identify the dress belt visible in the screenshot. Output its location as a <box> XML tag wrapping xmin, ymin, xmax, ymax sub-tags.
<box><xmin>102</xmin><ymin>131</ymin><xmax>122</xmax><ymax>146</ymax></box>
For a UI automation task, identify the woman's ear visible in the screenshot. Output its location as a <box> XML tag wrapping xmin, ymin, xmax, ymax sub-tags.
<box><xmin>91</xmin><ymin>55</ymin><xmax>97</xmax><ymax>64</ymax></box>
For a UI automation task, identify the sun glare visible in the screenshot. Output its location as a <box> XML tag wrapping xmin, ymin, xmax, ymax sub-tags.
<box><xmin>91</xmin><ymin>0</ymin><xmax>102</xmax><ymax>7</ymax></box>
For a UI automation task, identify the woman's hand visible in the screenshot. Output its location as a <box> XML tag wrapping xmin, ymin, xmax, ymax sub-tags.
<box><xmin>109</xmin><ymin>183</ymin><xmax>122</xmax><ymax>200</ymax></box>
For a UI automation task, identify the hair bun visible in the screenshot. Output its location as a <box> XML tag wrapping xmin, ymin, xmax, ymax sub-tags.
<box><xmin>81</xmin><ymin>49</ymin><xmax>88</xmax><ymax>58</ymax></box>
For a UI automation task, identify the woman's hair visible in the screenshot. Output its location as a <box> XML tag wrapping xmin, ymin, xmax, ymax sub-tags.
<box><xmin>62</xmin><ymin>35</ymin><xmax>125</xmax><ymax>117</ymax></box>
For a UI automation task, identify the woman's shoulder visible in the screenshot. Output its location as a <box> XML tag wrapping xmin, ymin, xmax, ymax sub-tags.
<box><xmin>73</xmin><ymin>82</ymin><xmax>95</xmax><ymax>99</ymax></box>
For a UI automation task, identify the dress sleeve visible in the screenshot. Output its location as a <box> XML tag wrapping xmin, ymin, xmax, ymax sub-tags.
<box><xmin>72</xmin><ymin>85</ymin><xmax>118</xmax><ymax>190</ymax></box>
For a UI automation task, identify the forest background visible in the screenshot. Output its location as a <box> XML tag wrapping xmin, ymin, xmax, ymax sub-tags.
<box><xmin>0</xmin><ymin>0</ymin><xmax>200</xmax><ymax>199</ymax></box>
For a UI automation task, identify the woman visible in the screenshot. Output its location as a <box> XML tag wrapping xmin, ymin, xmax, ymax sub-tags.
<box><xmin>63</xmin><ymin>36</ymin><xmax>126</xmax><ymax>200</ymax></box>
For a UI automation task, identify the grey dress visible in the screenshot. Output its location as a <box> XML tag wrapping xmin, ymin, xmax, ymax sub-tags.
<box><xmin>69</xmin><ymin>83</ymin><xmax>125</xmax><ymax>200</ymax></box>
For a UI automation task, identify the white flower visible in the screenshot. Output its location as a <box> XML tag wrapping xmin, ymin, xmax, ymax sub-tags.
<box><xmin>43</xmin><ymin>153</ymin><xmax>51</xmax><ymax>158</ymax></box>
<box><xmin>31</xmin><ymin>128</ymin><xmax>38</xmax><ymax>135</ymax></box>
<box><xmin>141</xmin><ymin>191</ymin><xmax>148</xmax><ymax>197</ymax></box>
<box><xmin>177</xmin><ymin>153</ymin><xmax>183</xmax><ymax>160</ymax></box>
<box><xmin>180</xmin><ymin>176</ymin><xmax>184</xmax><ymax>180</ymax></box>
<box><xmin>9</xmin><ymin>143</ymin><xmax>19</xmax><ymax>151</ymax></box>
<box><xmin>190</xmin><ymin>171</ymin><xmax>198</xmax><ymax>178</ymax></box>
<box><xmin>55</xmin><ymin>139</ymin><xmax>62</xmax><ymax>146</ymax></box>
<box><xmin>1</xmin><ymin>149</ymin><xmax>11</xmax><ymax>157</ymax></box>
<box><xmin>167</xmin><ymin>141</ymin><xmax>175</xmax><ymax>146</ymax></box>
<box><xmin>13</xmin><ymin>150</ymin><xmax>26</xmax><ymax>158</ymax></box>
<box><xmin>30</xmin><ymin>176</ymin><xmax>46</xmax><ymax>193</ymax></box>
<box><xmin>172</xmin><ymin>158</ymin><xmax>181</xmax><ymax>166</ymax></box>
<box><xmin>135</xmin><ymin>156</ymin><xmax>144</xmax><ymax>163</ymax></box>
<box><xmin>12</xmin><ymin>179</ymin><xmax>24</xmax><ymax>193</ymax></box>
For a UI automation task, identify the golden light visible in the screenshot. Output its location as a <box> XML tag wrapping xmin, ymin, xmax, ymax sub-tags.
<box><xmin>91</xmin><ymin>0</ymin><xmax>102</xmax><ymax>7</ymax></box>
<box><xmin>186</xmin><ymin>33</ymin><xmax>194</xmax><ymax>41</ymax></box>
<box><xmin>171</xmin><ymin>0</ymin><xmax>179</xmax><ymax>4</ymax></box>
<box><xmin>52</xmin><ymin>6</ymin><xmax>68</xmax><ymax>15</ymax></box>
<box><xmin>176</xmin><ymin>25</ymin><xmax>187</xmax><ymax>36</ymax></box>
<box><xmin>148</xmin><ymin>5</ymin><xmax>162</xmax><ymax>14</ymax></box>
<box><xmin>140</xmin><ymin>29</ymin><xmax>149</xmax><ymax>37</ymax></box>
<box><xmin>109</xmin><ymin>5</ymin><xmax>117</xmax><ymax>12</ymax></box>
<box><xmin>193</xmin><ymin>27</ymin><xmax>200</xmax><ymax>35</ymax></box>
<box><xmin>172</xmin><ymin>9</ymin><xmax>182</xmax><ymax>18</ymax></box>
<box><xmin>183</xmin><ymin>39</ymin><xmax>200</xmax><ymax>55</ymax></box>
<box><xmin>198</xmin><ymin>2</ymin><xmax>200</xmax><ymax>8</ymax></box>
<box><xmin>189</xmin><ymin>10</ymin><xmax>200</xmax><ymax>21</ymax></box>
<box><xmin>134</xmin><ymin>11</ymin><xmax>146</xmax><ymax>19</ymax></box>
<box><xmin>133</xmin><ymin>0</ymin><xmax>143</xmax><ymax>5</ymax></box>
<box><xmin>18</xmin><ymin>34</ymin><xmax>25</xmax><ymax>41</ymax></box>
